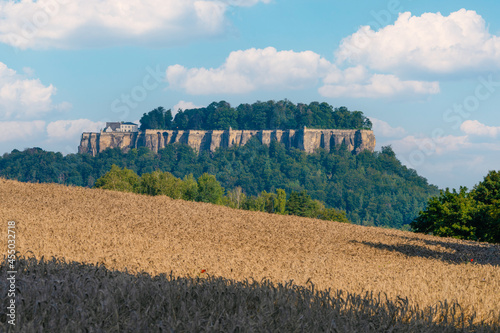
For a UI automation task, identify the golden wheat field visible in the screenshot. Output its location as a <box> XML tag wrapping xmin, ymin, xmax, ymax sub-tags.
<box><xmin>0</xmin><ymin>178</ymin><xmax>499</xmax><ymax>325</ymax></box>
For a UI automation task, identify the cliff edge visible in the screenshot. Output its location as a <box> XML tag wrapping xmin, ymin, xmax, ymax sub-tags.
<box><xmin>79</xmin><ymin>128</ymin><xmax>376</xmax><ymax>156</ymax></box>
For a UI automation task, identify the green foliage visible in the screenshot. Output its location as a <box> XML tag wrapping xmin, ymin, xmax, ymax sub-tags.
<box><xmin>92</xmin><ymin>166</ymin><xmax>347</xmax><ymax>223</ymax></box>
<box><xmin>411</xmin><ymin>187</ymin><xmax>478</xmax><ymax>240</ymax></box>
<box><xmin>180</xmin><ymin>174</ymin><xmax>199</xmax><ymax>201</ymax></box>
<box><xmin>196</xmin><ymin>173</ymin><xmax>225</xmax><ymax>204</ymax></box>
<box><xmin>138</xmin><ymin>100</ymin><xmax>372</xmax><ymax>130</ymax></box>
<box><xmin>275</xmin><ymin>189</ymin><xmax>287</xmax><ymax>215</ymax></box>
<box><xmin>316</xmin><ymin>207</ymin><xmax>350</xmax><ymax>223</ymax></box>
<box><xmin>137</xmin><ymin>171</ymin><xmax>182</xmax><ymax>198</ymax></box>
<box><xmin>94</xmin><ymin>165</ymin><xmax>139</xmax><ymax>192</ymax></box>
<box><xmin>286</xmin><ymin>191</ymin><xmax>318</xmax><ymax>218</ymax></box>
<box><xmin>139</xmin><ymin>106</ymin><xmax>173</xmax><ymax>131</ymax></box>
<box><xmin>0</xmin><ymin>141</ymin><xmax>437</xmax><ymax>229</ymax></box>
<box><xmin>412</xmin><ymin>170</ymin><xmax>500</xmax><ymax>244</ymax></box>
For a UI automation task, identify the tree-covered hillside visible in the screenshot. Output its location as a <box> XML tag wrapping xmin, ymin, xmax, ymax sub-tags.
<box><xmin>139</xmin><ymin>100</ymin><xmax>373</xmax><ymax>131</ymax></box>
<box><xmin>0</xmin><ymin>142</ymin><xmax>438</xmax><ymax>229</ymax></box>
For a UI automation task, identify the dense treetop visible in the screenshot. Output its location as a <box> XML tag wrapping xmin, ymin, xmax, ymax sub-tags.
<box><xmin>139</xmin><ymin>100</ymin><xmax>373</xmax><ymax>131</ymax></box>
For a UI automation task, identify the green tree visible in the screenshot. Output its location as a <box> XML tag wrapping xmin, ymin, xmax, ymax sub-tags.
<box><xmin>286</xmin><ymin>190</ymin><xmax>319</xmax><ymax>217</ymax></box>
<box><xmin>139</xmin><ymin>107</ymin><xmax>173</xmax><ymax>130</ymax></box>
<box><xmin>180</xmin><ymin>174</ymin><xmax>198</xmax><ymax>201</ymax></box>
<box><xmin>471</xmin><ymin>170</ymin><xmax>500</xmax><ymax>243</ymax></box>
<box><xmin>317</xmin><ymin>207</ymin><xmax>350</xmax><ymax>223</ymax></box>
<box><xmin>412</xmin><ymin>171</ymin><xmax>499</xmax><ymax>243</ymax></box>
<box><xmin>196</xmin><ymin>173</ymin><xmax>224</xmax><ymax>204</ymax></box>
<box><xmin>411</xmin><ymin>187</ymin><xmax>478</xmax><ymax>240</ymax></box>
<box><xmin>94</xmin><ymin>165</ymin><xmax>139</xmax><ymax>192</ymax></box>
<box><xmin>275</xmin><ymin>189</ymin><xmax>287</xmax><ymax>215</ymax></box>
<box><xmin>138</xmin><ymin>171</ymin><xmax>182</xmax><ymax>198</ymax></box>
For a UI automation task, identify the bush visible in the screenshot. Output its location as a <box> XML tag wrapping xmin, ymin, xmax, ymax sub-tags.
<box><xmin>93</xmin><ymin>164</ymin><xmax>139</xmax><ymax>192</ymax></box>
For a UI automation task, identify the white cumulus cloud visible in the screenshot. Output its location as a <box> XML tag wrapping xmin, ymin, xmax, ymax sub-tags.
<box><xmin>460</xmin><ymin>120</ymin><xmax>500</xmax><ymax>138</ymax></box>
<box><xmin>0</xmin><ymin>0</ymin><xmax>269</xmax><ymax>49</ymax></box>
<box><xmin>167</xmin><ymin>47</ymin><xmax>437</xmax><ymax>98</ymax></box>
<box><xmin>0</xmin><ymin>62</ymin><xmax>65</xmax><ymax>119</ymax></box>
<box><xmin>172</xmin><ymin>100</ymin><xmax>203</xmax><ymax>113</ymax></box>
<box><xmin>0</xmin><ymin>120</ymin><xmax>46</xmax><ymax>142</ymax></box>
<box><xmin>46</xmin><ymin>119</ymin><xmax>105</xmax><ymax>141</ymax></box>
<box><xmin>336</xmin><ymin>9</ymin><xmax>500</xmax><ymax>76</ymax></box>
<box><xmin>370</xmin><ymin>118</ymin><xmax>406</xmax><ymax>138</ymax></box>
<box><xmin>319</xmin><ymin>72</ymin><xmax>439</xmax><ymax>98</ymax></box>
<box><xmin>167</xmin><ymin>47</ymin><xmax>333</xmax><ymax>94</ymax></box>
<box><xmin>391</xmin><ymin>134</ymin><xmax>470</xmax><ymax>156</ymax></box>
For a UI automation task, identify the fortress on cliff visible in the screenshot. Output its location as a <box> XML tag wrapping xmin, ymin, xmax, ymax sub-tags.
<box><xmin>78</xmin><ymin>127</ymin><xmax>376</xmax><ymax>157</ymax></box>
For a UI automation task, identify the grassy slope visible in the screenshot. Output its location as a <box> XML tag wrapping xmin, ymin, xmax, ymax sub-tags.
<box><xmin>0</xmin><ymin>178</ymin><xmax>499</xmax><ymax>324</ymax></box>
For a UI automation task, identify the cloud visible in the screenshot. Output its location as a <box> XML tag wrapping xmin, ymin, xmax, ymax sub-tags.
<box><xmin>167</xmin><ymin>47</ymin><xmax>437</xmax><ymax>98</ymax></box>
<box><xmin>336</xmin><ymin>9</ymin><xmax>500</xmax><ymax>76</ymax></box>
<box><xmin>460</xmin><ymin>120</ymin><xmax>500</xmax><ymax>138</ymax></box>
<box><xmin>46</xmin><ymin>119</ymin><xmax>104</xmax><ymax>141</ymax></box>
<box><xmin>172</xmin><ymin>100</ymin><xmax>202</xmax><ymax>113</ymax></box>
<box><xmin>385</xmin><ymin>131</ymin><xmax>500</xmax><ymax>189</ymax></box>
<box><xmin>167</xmin><ymin>47</ymin><xmax>332</xmax><ymax>94</ymax></box>
<box><xmin>0</xmin><ymin>120</ymin><xmax>46</xmax><ymax>142</ymax></box>
<box><xmin>370</xmin><ymin>118</ymin><xmax>406</xmax><ymax>138</ymax></box>
<box><xmin>0</xmin><ymin>0</ymin><xmax>269</xmax><ymax>49</ymax></box>
<box><xmin>390</xmin><ymin>134</ymin><xmax>471</xmax><ymax>157</ymax></box>
<box><xmin>0</xmin><ymin>62</ymin><xmax>66</xmax><ymax>119</ymax></box>
<box><xmin>221</xmin><ymin>0</ymin><xmax>271</xmax><ymax>6</ymax></box>
<box><xmin>319</xmin><ymin>72</ymin><xmax>439</xmax><ymax>98</ymax></box>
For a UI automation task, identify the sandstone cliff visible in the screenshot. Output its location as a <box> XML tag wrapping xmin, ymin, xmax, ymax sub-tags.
<box><xmin>79</xmin><ymin>129</ymin><xmax>376</xmax><ymax>156</ymax></box>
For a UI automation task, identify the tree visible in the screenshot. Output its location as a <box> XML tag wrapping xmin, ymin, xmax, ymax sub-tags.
<box><xmin>137</xmin><ymin>171</ymin><xmax>182</xmax><ymax>198</ymax></box>
<box><xmin>227</xmin><ymin>186</ymin><xmax>244</xmax><ymax>209</ymax></box>
<box><xmin>275</xmin><ymin>189</ymin><xmax>287</xmax><ymax>215</ymax></box>
<box><xmin>411</xmin><ymin>171</ymin><xmax>500</xmax><ymax>244</ymax></box>
<box><xmin>94</xmin><ymin>165</ymin><xmax>139</xmax><ymax>192</ymax></box>
<box><xmin>471</xmin><ymin>171</ymin><xmax>500</xmax><ymax>243</ymax></box>
<box><xmin>317</xmin><ymin>207</ymin><xmax>350</xmax><ymax>223</ymax></box>
<box><xmin>180</xmin><ymin>174</ymin><xmax>198</xmax><ymax>201</ymax></box>
<box><xmin>411</xmin><ymin>187</ymin><xmax>478</xmax><ymax>240</ymax></box>
<box><xmin>139</xmin><ymin>107</ymin><xmax>173</xmax><ymax>130</ymax></box>
<box><xmin>196</xmin><ymin>173</ymin><xmax>224</xmax><ymax>204</ymax></box>
<box><xmin>286</xmin><ymin>190</ymin><xmax>318</xmax><ymax>217</ymax></box>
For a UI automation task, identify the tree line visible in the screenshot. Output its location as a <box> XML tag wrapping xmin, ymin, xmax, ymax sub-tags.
<box><xmin>94</xmin><ymin>165</ymin><xmax>350</xmax><ymax>223</ymax></box>
<box><xmin>411</xmin><ymin>170</ymin><xmax>499</xmax><ymax>244</ymax></box>
<box><xmin>139</xmin><ymin>100</ymin><xmax>373</xmax><ymax>131</ymax></box>
<box><xmin>0</xmin><ymin>141</ymin><xmax>438</xmax><ymax>230</ymax></box>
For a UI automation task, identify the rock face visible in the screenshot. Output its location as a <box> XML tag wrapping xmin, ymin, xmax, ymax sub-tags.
<box><xmin>79</xmin><ymin>129</ymin><xmax>376</xmax><ymax>156</ymax></box>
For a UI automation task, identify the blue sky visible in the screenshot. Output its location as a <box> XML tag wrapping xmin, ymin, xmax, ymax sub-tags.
<box><xmin>0</xmin><ymin>0</ymin><xmax>499</xmax><ymax>190</ymax></box>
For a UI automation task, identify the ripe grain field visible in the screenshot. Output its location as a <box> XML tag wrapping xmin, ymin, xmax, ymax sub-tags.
<box><xmin>0</xmin><ymin>178</ymin><xmax>499</xmax><ymax>328</ymax></box>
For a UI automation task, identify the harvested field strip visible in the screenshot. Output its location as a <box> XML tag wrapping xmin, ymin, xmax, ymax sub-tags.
<box><xmin>0</xmin><ymin>257</ymin><xmax>497</xmax><ymax>332</ymax></box>
<box><xmin>0</xmin><ymin>178</ymin><xmax>499</xmax><ymax>326</ymax></box>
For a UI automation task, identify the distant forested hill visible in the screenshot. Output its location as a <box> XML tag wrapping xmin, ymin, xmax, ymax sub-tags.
<box><xmin>0</xmin><ymin>142</ymin><xmax>438</xmax><ymax>229</ymax></box>
<box><xmin>139</xmin><ymin>100</ymin><xmax>373</xmax><ymax>131</ymax></box>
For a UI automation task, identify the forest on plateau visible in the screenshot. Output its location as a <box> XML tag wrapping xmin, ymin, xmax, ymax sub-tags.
<box><xmin>0</xmin><ymin>141</ymin><xmax>438</xmax><ymax>229</ymax></box>
<box><xmin>139</xmin><ymin>100</ymin><xmax>373</xmax><ymax>130</ymax></box>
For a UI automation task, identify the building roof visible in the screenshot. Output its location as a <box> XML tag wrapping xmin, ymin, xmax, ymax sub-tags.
<box><xmin>105</xmin><ymin>122</ymin><xmax>121</xmax><ymax>130</ymax></box>
<box><xmin>122</xmin><ymin>122</ymin><xmax>138</xmax><ymax>126</ymax></box>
